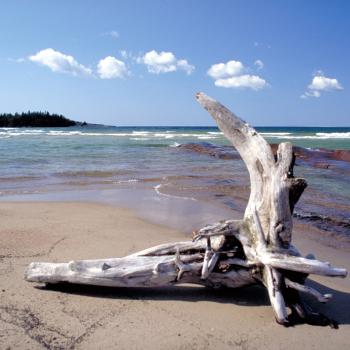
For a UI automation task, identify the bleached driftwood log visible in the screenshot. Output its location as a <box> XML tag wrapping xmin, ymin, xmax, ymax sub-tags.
<box><xmin>25</xmin><ymin>93</ymin><xmax>347</xmax><ymax>327</ymax></box>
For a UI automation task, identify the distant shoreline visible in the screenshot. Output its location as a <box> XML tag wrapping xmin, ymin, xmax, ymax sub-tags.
<box><xmin>0</xmin><ymin>111</ymin><xmax>88</xmax><ymax>128</ymax></box>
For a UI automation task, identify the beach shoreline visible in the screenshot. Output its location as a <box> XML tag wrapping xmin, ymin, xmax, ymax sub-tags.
<box><xmin>1</xmin><ymin>127</ymin><xmax>350</xmax><ymax>242</ymax></box>
<box><xmin>1</xmin><ymin>0</ymin><xmax>350</xmax><ymax>348</ymax></box>
<box><xmin>1</xmin><ymin>200</ymin><xmax>350</xmax><ymax>349</ymax></box>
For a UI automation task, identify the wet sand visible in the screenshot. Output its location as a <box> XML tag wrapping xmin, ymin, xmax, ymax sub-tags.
<box><xmin>176</xmin><ymin>143</ymin><xmax>350</xmax><ymax>241</ymax></box>
<box><xmin>1</xmin><ymin>201</ymin><xmax>350</xmax><ymax>350</ymax></box>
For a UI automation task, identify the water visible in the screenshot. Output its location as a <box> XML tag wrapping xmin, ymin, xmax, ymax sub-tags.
<box><xmin>0</xmin><ymin>125</ymin><xmax>349</xmax><ymax>238</ymax></box>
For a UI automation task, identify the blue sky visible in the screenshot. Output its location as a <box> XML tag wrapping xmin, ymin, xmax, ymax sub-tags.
<box><xmin>1</xmin><ymin>0</ymin><xmax>349</xmax><ymax>126</ymax></box>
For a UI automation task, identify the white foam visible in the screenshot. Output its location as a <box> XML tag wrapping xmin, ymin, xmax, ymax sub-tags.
<box><xmin>260</xmin><ymin>131</ymin><xmax>350</xmax><ymax>140</ymax></box>
<box><xmin>4</xmin><ymin>132</ymin><xmax>36</xmax><ymax>136</ymax></box>
<box><xmin>151</xmin><ymin>133</ymin><xmax>175</xmax><ymax>139</ymax></box>
<box><xmin>130</xmin><ymin>137</ymin><xmax>150</xmax><ymax>141</ymax></box>
<box><xmin>132</xmin><ymin>131</ymin><xmax>151</xmax><ymax>135</ymax></box>
<box><xmin>47</xmin><ymin>131</ymin><xmax>130</xmax><ymax>136</ymax></box>
<box><xmin>0</xmin><ymin>129</ymin><xmax>44</xmax><ymax>136</ymax></box>
<box><xmin>260</xmin><ymin>132</ymin><xmax>292</xmax><ymax>136</ymax></box>
<box><xmin>48</xmin><ymin>131</ymin><xmax>83</xmax><ymax>136</ymax></box>
<box><xmin>154</xmin><ymin>184</ymin><xmax>196</xmax><ymax>201</ymax></box>
<box><xmin>197</xmin><ymin>135</ymin><xmax>217</xmax><ymax>139</ymax></box>
<box><xmin>315</xmin><ymin>132</ymin><xmax>350</xmax><ymax>139</ymax></box>
<box><xmin>2</xmin><ymin>128</ymin><xmax>349</xmax><ymax>140</ymax></box>
<box><xmin>154</xmin><ymin>133</ymin><xmax>176</xmax><ymax>137</ymax></box>
<box><xmin>155</xmin><ymin>133</ymin><xmax>207</xmax><ymax>138</ymax></box>
<box><xmin>273</xmin><ymin>133</ymin><xmax>350</xmax><ymax>140</ymax></box>
<box><xmin>23</xmin><ymin>129</ymin><xmax>45</xmax><ymax>133</ymax></box>
<box><xmin>88</xmin><ymin>133</ymin><xmax>130</xmax><ymax>136</ymax></box>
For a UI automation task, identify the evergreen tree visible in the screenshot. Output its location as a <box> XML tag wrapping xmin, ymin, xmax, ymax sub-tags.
<box><xmin>0</xmin><ymin>112</ymin><xmax>79</xmax><ymax>127</ymax></box>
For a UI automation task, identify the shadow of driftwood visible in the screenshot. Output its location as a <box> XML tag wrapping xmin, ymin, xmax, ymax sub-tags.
<box><xmin>303</xmin><ymin>280</ymin><xmax>350</xmax><ymax>326</ymax></box>
<box><xmin>36</xmin><ymin>277</ymin><xmax>350</xmax><ymax>327</ymax></box>
<box><xmin>39</xmin><ymin>283</ymin><xmax>270</xmax><ymax>307</ymax></box>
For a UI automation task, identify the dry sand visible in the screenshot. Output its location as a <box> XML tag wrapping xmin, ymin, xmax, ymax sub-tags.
<box><xmin>0</xmin><ymin>201</ymin><xmax>349</xmax><ymax>350</ymax></box>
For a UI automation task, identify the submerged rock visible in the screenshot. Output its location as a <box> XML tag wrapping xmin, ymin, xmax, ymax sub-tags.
<box><xmin>176</xmin><ymin>142</ymin><xmax>240</xmax><ymax>160</ymax></box>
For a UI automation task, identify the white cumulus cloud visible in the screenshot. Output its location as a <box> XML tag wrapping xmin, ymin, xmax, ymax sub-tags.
<box><xmin>301</xmin><ymin>72</ymin><xmax>343</xmax><ymax>98</ymax></box>
<box><xmin>207</xmin><ymin>59</ymin><xmax>268</xmax><ymax>90</ymax></box>
<box><xmin>309</xmin><ymin>75</ymin><xmax>342</xmax><ymax>91</ymax></box>
<box><xmin>177</xmin><ymin>59</ymin><xmax>195</xmax><ymax>75</ymax></box>
<box><xmin>215</xmin><ymin>75</ymin><xmax>267</xmax><ymax>90</ymax></box>
<box><xmin>139</xmin><ymin>50</ymin><xmax>195</xmax><ymax>75</ymax></box>
<box><xmin>29</xmin><ymin>48</ymin><xmax>92</xmax><ymax>76</ymax></box>
<box><xmin>207</xmin><ymin>60</ymin><xmax>244</xmax><ymax>79</ymax></box>
<box><xmin>97</xmin><ymin>56</ymin><xmax>129</xmax><ymax>79</ymax></box>
<box><xmin>142</xmin><ymin>50</ymin><xmax>176</xmax><ymax>73</ymax></box>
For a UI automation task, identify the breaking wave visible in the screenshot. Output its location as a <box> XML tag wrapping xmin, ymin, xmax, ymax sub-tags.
<box><xmin>1</xmin><ymin>128</ymin><xmax>350</xmax><ymax>141</ymax></box>
<box><xmin>263</xmin><ymin>132</ymin><xmax>350</xmax><ymax>140</ymax></box>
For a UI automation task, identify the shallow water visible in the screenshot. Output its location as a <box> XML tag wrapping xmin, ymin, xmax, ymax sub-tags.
<box><xmin>0</xmin><ymin>125</ymin><xmax>349</xmax><ymax>238</ymax></box>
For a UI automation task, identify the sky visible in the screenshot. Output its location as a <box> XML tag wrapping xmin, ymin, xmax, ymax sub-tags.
<box><xmin>1</xmin><ymin>0</ymin><xmax>349</xmax><ymax>126</ymax></box>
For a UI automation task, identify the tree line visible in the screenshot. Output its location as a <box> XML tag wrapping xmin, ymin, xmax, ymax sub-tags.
<box><xmin>0</xmin><ymin>111</ymin><xmax>83</xmax><ymax>127</ymax></box>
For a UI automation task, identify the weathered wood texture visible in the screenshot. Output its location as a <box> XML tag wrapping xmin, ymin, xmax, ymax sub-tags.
<box><xmin>25</xmin><ymin>93</ymin><xmax>347</xmax><ymax>327</ymax></box>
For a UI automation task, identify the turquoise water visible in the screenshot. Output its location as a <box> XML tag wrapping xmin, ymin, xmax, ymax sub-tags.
<box><xmin>0</xmin><ymin>125</ymin><xmax>349</xmax><ymax>237</ymax></box>
<box><xmin>1</xmin><ymin>125</ymin><xmax>349</xmax><ymax>188</ymax></box>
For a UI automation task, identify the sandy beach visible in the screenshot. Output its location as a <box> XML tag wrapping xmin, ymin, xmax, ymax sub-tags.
<box><xmin>1</xmin><ymin>201</ymin><xmax>349</xmax><ymax>350</ymax></box>
<box><xmin>1</xmin><ymin>1</ymin><xmax>350</xmax><ymax>349</ymax></box>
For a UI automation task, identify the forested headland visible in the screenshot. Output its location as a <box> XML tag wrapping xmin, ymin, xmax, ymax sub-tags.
<box><xmin>0</xmin><ymin>111</ymin><xmax>87</xmax><ymax>127</ymax></box>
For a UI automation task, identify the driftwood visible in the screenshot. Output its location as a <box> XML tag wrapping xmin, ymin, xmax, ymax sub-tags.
<box><xmin>25</xmin><ymin>93</ymin><xmax>347</xmax><ymax>327</ymax></box>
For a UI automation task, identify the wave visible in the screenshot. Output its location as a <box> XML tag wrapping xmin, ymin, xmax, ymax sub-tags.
<box><xmin>21</xmin><ymin>129</ymin><xmax>45</xmax><ymax>133</ymax></box>
<box><xmin>315</xmin><ymin>132</ymin><xmax>350</xmax><ymax>139</ymax></box>
<box><xmin>154</xmin><ymin>184</ymin><xmax>196</xmax><ymax>201</ymax></box>
<box><xmin>276</xmin><ymin>134</ymin><xmax>350</xmax><ymax>140</ymax></box>
<box><xmin>260</xmin><ymin>132</ymin><xmax>292</xmax><ymax>136</ymax></box>
<box><xmin>0</xmin><ymin>130</ymin><xmax>219</xmax><ymax>139</ymax></box>
<box><xmin>0</xmin><ymin>131</ymin><xmax>45</xmax><ymax>136</ymax></box>
<box><xmin>197</xmin><ymin>135</ymin><xmax>217</xmax><ymax>139</ymax></box>
<box><xmin>259</xmin><ymin>132</ymin><xmax>350</xmax><ymax>139</ymax></box>
<box><xmin>1</xmin><ymin>128</ymin><xmax>350</xmax><ymax>141</ymax></box>
<box><xmin>153</xmin><ymin>133</ymin><xmax>175</xmax><ymax>139</ymax></box>
<box><xmin>0</xmin><ymin>129</ymin><xmax>44</xmax><ymax>134</ymax></box>
<box><xmin>131</xmin><ymin>131</ymin><xmax>151</xmax><ymax>135</ymax></box>
<box><xmin>130</xmin><ymin>137</ymin><xmax>151</xmax><ymax>141</ymax></box>
<box><xmin>208</xmin><ymin>131</ymin><xmax>223</xmax><ymax>135</ymax></box>
<box><xmin>48</xmin><ymin>131</ymin><xmax>84</xmax><ymax>136</ymax></box>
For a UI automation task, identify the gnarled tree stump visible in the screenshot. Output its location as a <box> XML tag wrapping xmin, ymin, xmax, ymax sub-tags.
<box><xmin>25</xmin><ymin>93</ymin><xmax>347</xmax><ymax>327</ymax></box>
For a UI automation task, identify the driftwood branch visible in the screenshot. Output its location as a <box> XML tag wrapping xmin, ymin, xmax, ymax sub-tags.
<box><xmin>25</xmin><ymin>92</ymin><xmax>347</xmax><ymax>327</ymax></box>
